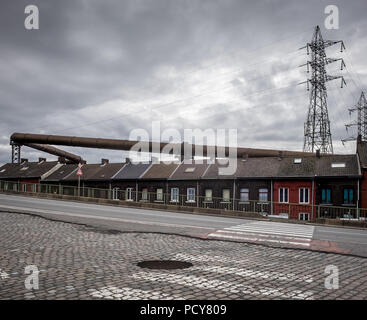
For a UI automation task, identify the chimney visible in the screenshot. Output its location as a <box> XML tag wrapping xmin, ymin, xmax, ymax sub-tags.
<box><xmin>20</xmin><ymin>158</ymin><xmax>28</xmax><ymax>164</ymax></box>
<box><xmin>38</xmin><ymin>157</ymin><xmax>46</xmax><ymax>163</ymax></box>
<box><xmin>58</xmin><ymin>157</ymin><xmax>67</xmax><ymax>164</ymax></box>
<box><xmin>101</xmin><ymin>158</ymin><xmax>109</xmax><ymax>165</ymax></box>
<box><xmin>316</xmin><ymin>149</ymin><xmax>321</xmax><ymax>158</ymax></box>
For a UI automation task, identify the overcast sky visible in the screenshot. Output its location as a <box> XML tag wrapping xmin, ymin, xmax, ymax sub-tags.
<box><xmin>0</xmin><ymin>0</ymin><xmax>366</xmax><ymax>165</ymax></box>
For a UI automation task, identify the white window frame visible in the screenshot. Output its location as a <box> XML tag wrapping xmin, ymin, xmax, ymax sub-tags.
<box><xmin>222</xmin><ymin>189</ymin><xmax>230</xmax><ymax>202</ymax></box>
<box><xmin>279</xmin><ymin>188</ymin><xmax>289</xmax><ymax>203</ymax></box>
<box><xmin>156</xmin><ymin>188</ymin><xmax>163</xmax><ymax>201</ymax></box>
<box><xmin>205</xmin><ymin>189</ymin><xmax>213</xmax><ymax>202</ymax></box>
<box><xmin>187</xmin><ymin>188</ymin><xmax>196</xmax><ymax>202</ymax></box>
<box><xmin>171</xmin><ymin>187</ymin><xmax>179</xmax><ymax>202</ymax></box>
<box><xmin>299</xmin><ymin>213</ymin><xmax>310</xmax><ymax>221</ymax></box>
<box><xmin>126</xmin><ymin>187</ymin><xmax>133</xmax><ymax>201</ymax></box>
<box><xmin>112</xmin><ymin>187</ymin><xmax>119</xmax><ymax>200</ymax></box>
<box><xmin>240</xmin><ymin>188</ymin><xmax>249</xmax><ymax>202</ymax></box>
<box><xmin>141</xmin><ymin>188</ymin><xmax>148</xmax><ymax>201</ymax></box>
<box><xmin>22</xmin><ymin>184</ymin><xmax>27</xmax><ymax>192</ymax></box>
<box><xmin>299</xmin><ymin>187</ymin><xmax>310</xmax><ymax>204</ymax></box>
<box><xmin>32</xmin><ymin>184</ymin><xmax>37</xmax><ymax>193</ymax></box>
<box><xmin>259</xmin><ymin>188</ymin><xmax>268</xmax><ymax>202</ymax></box>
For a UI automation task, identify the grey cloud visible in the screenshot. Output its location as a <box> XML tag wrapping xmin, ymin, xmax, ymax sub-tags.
<box><xmin>0</xmin><ymin>0</ymin><xmax>366</xmax><ymax>166</ymax></box>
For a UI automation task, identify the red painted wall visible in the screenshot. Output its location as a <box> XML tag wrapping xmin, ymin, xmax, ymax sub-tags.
<box><xmin>20</xmin><ymin>179</ymin><xmax>40</xmax><ymax>192</ymax></box>
<box><xmin>273</xmin><ymin>180</ymin><xmax>316</xmax><ymax>220</ymax></box>
<box><xmin>360</xmin><ymin>170</ymin><xmax>367</xmax><ymax>209</ymax></box>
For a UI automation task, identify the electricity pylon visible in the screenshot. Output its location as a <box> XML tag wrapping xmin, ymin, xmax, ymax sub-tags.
<box><xmin>342</xmin><ymin>91</ymin><xmax>367</xmax><ymax>143</ymax></box>
<box><xmin>299</xmin><ymin>25</ymin><xmax>346</xmax><ymax>154</ymax></box>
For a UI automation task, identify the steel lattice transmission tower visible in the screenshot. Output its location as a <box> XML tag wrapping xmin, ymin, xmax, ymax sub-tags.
<box><xmin>299</xmin><ymin>25</ymin><xmax>346</xmax><ymax>154</ymax></box>
<box><xmin>342</xmin><ymin>91</ymin><xmax>367</xmax><ymax>143</ymax></box>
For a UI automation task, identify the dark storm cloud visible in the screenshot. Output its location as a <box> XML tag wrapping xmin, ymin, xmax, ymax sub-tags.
<box><xmin>0</xmin><ymin>0</ymin><xmax>366</xmax><ymax>165</ymax></box>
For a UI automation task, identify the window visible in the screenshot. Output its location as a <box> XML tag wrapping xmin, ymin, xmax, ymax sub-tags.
<box><xmin>4</xmin><ymin>182</ymin><xmax>8</xmax><ymax>190</ymax></box>
<box><xmin>22</xmin><ymin>184</ymin><xmax>27</xmax><ymax>192</ymax></box>
<box><xmin>279</xmin><ymin>188</ymin><xmax>288</xmax><ymax>203</ymax></box>
<box><xmin>187</xmin><ymin>188</ymin><xmax>195</xmax><ymax>202</ymax></box>
<box><xmin>294</xmin><ymin>158</ymin><xmax>302</xmax><ymax>164</ymax></box>
<box><xmin>126</xmin><ymin>187</ymin><xmax>133</xmax><ymax>201</ymax></box>
<box><xmin>205</xmin><ymin>189</ymin><xmax>213</xmax><ymax>202</ymax></box>
<box><xmin>171</xmin><ymin>188</ymin><xmax>179</xmax><ymax>202</ymax></box>
<box><xmin>141</xmin><ymin>188</ymin><xmax>148</xmax><ymax>201</ymax></box>
<box><xmin>299</xmin><ymin>213</ymin><xmax>309</xmax><ymax>221</ymax></box>
<box><xmin>321</xmin><ymin>188</ymin><xmax>331</xmax><ymax>204</ymax></box>
<box><xmin>240</xmin><ymin>188</ymin><xmax>249</xmax><ymax>202</ymax></box>
<box><xmin>343</xmin><ymin>188</ymin><xmax>353</xmax><ymax>204</ymax></box>
<box><xmin>13</xmin><ymin>183</ymin><xmax>18</xmax><ymax>191</ymax></box>
<box><xmin>184</xmin><ymin>167</ymin><xmax>195</xmax><ymax>173</ymax></box>
<box><xmin>32</xmin><ymin>184</ymin><xmax>37</xmax><ymax>193</ymax></box>
<box><xmin>112</xmin><ymin>187</ymin><xmax>119</xmax><ymax>200</ymax></box>
<box><xmin>156</xmin><ymin>188</ymin><xmax>163</xmax><ymax>201</ymax></box>
<box><xmin>222</xmin><ymin>189</ymin><xmax>230</xmax><ymax>202</ymax></box>
<box><xmin>299</xmin><ymin>188</ymin><xmax>309</xmax><ymax>204</ymax></box>
<box><xmin>259</xmin><ymin>188</ymin><xmax>268</xmax><ymax>202</ymax></box>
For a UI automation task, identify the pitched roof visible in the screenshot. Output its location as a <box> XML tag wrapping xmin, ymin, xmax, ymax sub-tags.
<box><xmin>42</xmin><ymin>164</ymin><xmax>79</xmax><ymax>182</ymax></box>
<box><xmin>277</xmin><ymin>157</ymin><xmax>316</xmax><ymax>178</ymax></box>
<box><xmin>169</xmin><ymin>161</ymin><xmax>210</xmax><ymax>180</ymax></box>
<box><xmin>316</xmin><ymin>154</ymin><xmax>360</xmax><ymax>177</ymax></box>
<box><xmin>140</xmin><ymin>162</ymin><xmax>180</xmax><ymax>180</ymax></box>
<box><xmin>235</xmin><ymin>157</ymin><xmax>282</xmax><ymax>178</ymax></box>
<box><xmin>112</xmin><ymin>162</ymin><xmax>152</xmax><ymax>180</ymax></box>
<box><xmin>0</xmin><ymin>161</ymin><xmax>59</xmax><ymax>179</ymax></box>
<box><xmin>357</xmin><ymin>140</ymin><xmax>367</xmax><ymax>168</ymax></box>
<box><xmin>64</xmin><ymin>163</ymin><xmax>125</xmax><ymax>181</ymax></box>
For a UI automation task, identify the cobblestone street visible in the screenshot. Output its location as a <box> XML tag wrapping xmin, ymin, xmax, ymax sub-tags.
<box><xmin>0</xmin><ymin>211</ymin><xmax>366</xmax><ymax>300</ymax></box>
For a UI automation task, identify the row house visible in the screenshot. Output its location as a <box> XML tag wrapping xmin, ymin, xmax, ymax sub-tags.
<box><xmin>0</xmin><ymin>158</ymin><xmax>61</xmax><ymax>192</ymax></box>
<box><xmin>0</xmin><ymin>153</ymin><xmax>362</xmax><ymax>221</ymax></box>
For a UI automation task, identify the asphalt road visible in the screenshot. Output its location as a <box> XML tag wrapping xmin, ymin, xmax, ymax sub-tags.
<box><xmin>0</xmin><ymin>193</ymin><xmax>367</xmax><ymax>256</ymax></box>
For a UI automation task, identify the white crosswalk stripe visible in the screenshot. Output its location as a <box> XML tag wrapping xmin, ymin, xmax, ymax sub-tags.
<box><xmin>208</xmin><ymin>221</ymin><xmax>315</xmax><ymax>246</ymax></box>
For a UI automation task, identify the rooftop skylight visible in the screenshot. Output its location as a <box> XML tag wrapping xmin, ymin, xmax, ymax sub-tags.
<box><xmin>294</xmin><ymin>158</ymin><xmax>302</xmax><ymax>164</ymax></box>
<box><xmin>185</xmin><ymin>167</ymin><xmax>195</xmax><ymax>173</ymax></box>
<box><xmin>331</xmin><ymin>163</ymin><xmax>346</xmax><ymax>168</ymax></box>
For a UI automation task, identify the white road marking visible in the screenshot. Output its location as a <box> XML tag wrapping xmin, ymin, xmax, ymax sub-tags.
<box><xmin>208</xmin><ymin>221</ymin><xmax>315</xmax><ymax>246</ymax></box>
<box><xmin>0</xmin><ymin>193</ymin><xmax>244</xmax><ymax>224</ymax></box>
<box><xmin>87</xmin><ymin>286</ymin><xmax>183</xmax><ymax>300</ymax></box>
<box><xmin>0</xmin><ymin>204</ymin><xmax>215</xmax><ymax>231</ymax></box>
<box><xmin>129</xmin><ymin>271</ymin><xmax>314</xmax><ymax>300</ymax></box>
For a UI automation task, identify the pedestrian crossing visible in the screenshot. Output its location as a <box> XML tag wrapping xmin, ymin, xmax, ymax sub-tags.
<box><xmin>208</xmin><ymin>221</ymin><xmax>315</xmax><ymax>247</ymax></box>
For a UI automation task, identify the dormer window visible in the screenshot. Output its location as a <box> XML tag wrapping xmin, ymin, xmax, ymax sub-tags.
<box><xmin>331</xmin><ymin>163</ymin><xmax>345</xmax><ymax>168</ymax></box>
<box><xmin>185</xmin><ymin>167</ymin><xmax>195</xmax><ymax>173</ymax></box>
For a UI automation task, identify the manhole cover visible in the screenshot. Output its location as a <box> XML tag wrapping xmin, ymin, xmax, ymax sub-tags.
<box><xmin>137</xmin><ymin>260</ymin><xmax>193</xmax><ymax>270</ymax></box>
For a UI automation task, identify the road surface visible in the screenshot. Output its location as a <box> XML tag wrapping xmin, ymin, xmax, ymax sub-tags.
<box><xmin>0</xmin><ymin>193</ymin><xmax>366</xmax><ymax>256</ymax></box>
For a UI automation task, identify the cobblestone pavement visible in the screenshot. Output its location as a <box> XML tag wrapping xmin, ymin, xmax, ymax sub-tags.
<box><xmin>0</xmin><ymin>211</ymin><xmax>366</xmax><ymax>300</ymax></box>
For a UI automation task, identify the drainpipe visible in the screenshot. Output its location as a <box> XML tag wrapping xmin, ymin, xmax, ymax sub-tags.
<box><xmin>136</xmin><ymin>181</ymin><xmax>138</xmax><ymax>201</ymax></box>
<box><xmin>357</xmin><ymin>179</ymin><xmax>360</xmax><ymax>219</ymax></box>
<box><xmin>311</xmin><ymin>178</ymin><xmax>315</xmax><ymax>220</ymax></box>
<box><xmin>271</xmin><ymin>179</ymin><xmax>273</xmax><ymax>215</ymax></box>
<box><xmin>232</xmin><ymin>179</ymin><xmax>236</xmax><ymax>211</ymax></box>
<box><xmin>196</xmin><ymin>180</ymin><xmax>199</xmax><ymax>208</ymax></box>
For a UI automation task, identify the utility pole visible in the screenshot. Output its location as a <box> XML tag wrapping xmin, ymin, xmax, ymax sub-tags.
<box><xmin>342</xmin><ymin>91</ymin><xmax>367</xmax><ymax>143</ymax></box>
<box><xmin>299</xmin><ymin>25</ymin><xmax>346</xmax><ymax>154</ymax></box>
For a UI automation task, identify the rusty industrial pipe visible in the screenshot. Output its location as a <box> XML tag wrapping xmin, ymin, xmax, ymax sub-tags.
<box><xmin>23</xmin><ymin>143</ymin><xmax>84</xmax><ymax>164</ymax></box>
<box><xmin>11</xmin><ymin>132</ymin><xmax>315</xmax><ymax>158</ymax></box>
